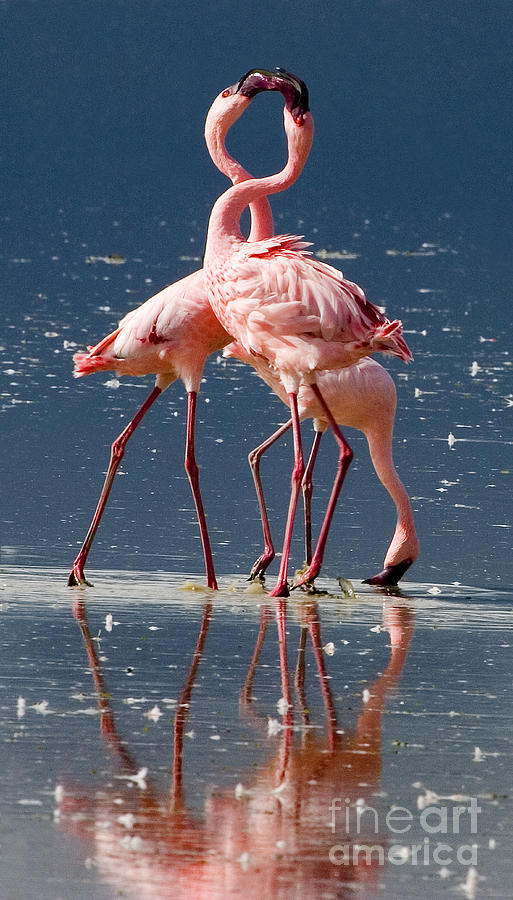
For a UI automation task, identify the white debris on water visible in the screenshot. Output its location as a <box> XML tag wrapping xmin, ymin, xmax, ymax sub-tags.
<box><xmin>323</xmin><ymin>641</ymin><xmax>335</xmax><ymax>655</ymax></box>
<box><xmin>119</xmin><ymin>835</ymin><xmax>146</xmax><ymax>852</ymax></box>
<box><xmin>268</xmin><ymin>718</ymin><xmax>282</xmax><ymax>737</ymax></box>
<box><xmin>459</xmin><ymin>866</ymin><xmax>478</xmax><ymax>899</ymax></box>
<box><xmin>235</xmin><ymin>783</ymin><xmax>254</xmax><ymax>799</ymax></box>
<box><xmin>362</xmin><ymin>689</ymin><xmax>371</xmax><ymax>703</ymax></box>
<box><xmin>144</xmin><ymin>705</ymin><xmax>163</xmax><ymax>722</ymax></box>
<box><xmin>473</xmin><ymin>746</ymin><xmax>484</xmax><ymax>762</ymax></box>
<box><xmin>237</xmin><ymin>851</ymin><xmax>251</xmax><ymax>870</ymax></box>
<box><xmin>114</xmin><ymin>767</ymin><xmax>148</xmax><ymax>790</ymax></box>
<box><xmin>276</xmin><ymin>697</ymin><xmax>291</xmax><ymax>715</ymax></box>
<box><xmin>17</xmin><ymin>697</ymin><xmax>26</xmax><ymax>718</ymax></box>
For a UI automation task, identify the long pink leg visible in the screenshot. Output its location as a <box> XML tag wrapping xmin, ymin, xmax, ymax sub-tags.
<box><xmin>240</xmin><ymin>604</ymin><xmax>272</xmax><ymax>704</ymax></box>
<box><xmin>184</xmin><ymin>391</ymin><xmax>218</xmax><ymax>590</ymax></box>
<box><xmin>68</xmin><ymin>385</ymin><xmax>162</xmax><ymax>586</ymax></box>
<box><xmin>294</xmin><ymin>383</ymin><xmax>353</xmax><ymax>589</ymax></box>
<box><xmin>294</xmin><ymin>625</ymin><xmax>309</xmax><ymax>724</ymax></box>
<box><xmin>268</xmin><ymin>394</ymin><xmax>304</xmax><ymax>598</ymax></box>
<box><xmin>248</xmin><ymin>420</ymin><xmax>293</xmax><ymax>580</ymax></box>
<box><xmin>301</xmin><ymin>430</ymin><xmax>323</xmax><ymax>566</ymax></box>
<box><xmin>171</xmin><ymin>599</ymin><xmax>214</xmax><ymax>810</ymax></box>
<box><xmin>72</xmin><ymin>600</ymin><xmax>139</xmax><ymax>772</ymax></box>
<box><xmin>307</xmin><ymin>606</ymin><xmax>338</xmax><ymax>750</ymax></box>
<box><xmin>274</xmin><ymin>598</ymin><xmax>293</xmax><ymax>785</ymax></box>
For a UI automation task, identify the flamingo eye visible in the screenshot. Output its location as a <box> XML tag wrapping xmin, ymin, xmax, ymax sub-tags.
<box><xmin>222</xmin><ymin>89</ymin><xmax>230</xmax><ymax>98</ymax></box>
<box><xmin>295</xmin><ymin>115</ymin><xmax>304</xmax><ymax>126</ymax></box>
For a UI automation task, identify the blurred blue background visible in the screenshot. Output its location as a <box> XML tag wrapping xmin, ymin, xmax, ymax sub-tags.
<box><xmin>2</xmin><ymin>0</ymin><xmax>512</xmax><ymax>588</ymax></box>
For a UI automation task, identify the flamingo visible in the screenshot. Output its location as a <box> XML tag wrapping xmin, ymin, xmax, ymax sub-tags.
<box><xmin>204</xmin><ymin>70</ymin><xmax>412</xmax><ymax>597</ymax></box>
<box><xmin>67</xmin><ymin>69</ymin><xmax>299</xmax><ymax>588</ymax></box>
<box><xmin>224</xmin><ymin>345</ymin><xmax>418</xmax><ymax>586</ymax></box>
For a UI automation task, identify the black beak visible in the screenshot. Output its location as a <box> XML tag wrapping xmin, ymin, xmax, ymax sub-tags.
<box><xmin>233</xmin><ymin>67</ymin><xmax>309</xmax><ymax>120</ymax></box>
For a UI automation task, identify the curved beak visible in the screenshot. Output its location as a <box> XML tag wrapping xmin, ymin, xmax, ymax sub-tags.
<box><xmin>232</xmin><ymin>67</ymin><xmax>310</xmax><ymax>120</ymax></box>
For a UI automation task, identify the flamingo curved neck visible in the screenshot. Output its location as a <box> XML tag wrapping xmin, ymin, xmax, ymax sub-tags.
<box><xmin>205</xmin><ymin>153</ymin><xmax>300</xmax><ymax>257</ymax></box>
<box><xmin>205</xmin><ymin>113</ymin><xmax>274</xmax><ymax>242</ymax></box>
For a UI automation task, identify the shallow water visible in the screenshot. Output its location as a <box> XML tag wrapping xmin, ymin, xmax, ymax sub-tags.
<box><xmin>2</xmin><ymin>2</ymin><xmax>512</xmax><ymax>897</ymax></box>
<box><xmin>1</xmin><ymin>567</ymin><xmax>512</xmax><ymax>899</ymax></box>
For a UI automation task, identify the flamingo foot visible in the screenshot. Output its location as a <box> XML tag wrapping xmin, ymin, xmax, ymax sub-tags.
<box><xmin>363</xmin><ymin>558</ymin><xmax>413</xmax><ymax>587</ymax></box>
<box><xmin>248</xmin><ymin>573</ymin><xmax>265</xmax><ymax>586</ymax></box>
<box><xmin>67</xmin><ymin>564</ymin><xmax>93</xmax><ymax>587</ymax></box>
<box><xmin>249</xmin><ymin>550</ymin><xmax>275</xmax><ymax>582</ymax></box>
<box><xmin>291</xmin><ymin>561</ymin><xmax>321</xmax><ymax>592</ymax></box>
<box><xmin>268</xmin><ymin>579</ymin><xmax>290</xmax><ymax>598</ymax></box>
<box><xmin>292</xmin><ymin>578</ymin><xmax>328</xmax><ymax>596</ymax></box>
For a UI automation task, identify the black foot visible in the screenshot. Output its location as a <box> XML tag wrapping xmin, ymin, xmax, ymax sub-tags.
<box><xmin>248</xmin><ymin>572</ymin><xmax>265</xmax><ymax>584</ymax></box>
<box><xmin>67</xmin><ymin>570</ymin><xmax>93</xmax><ymax>587</ymax></box>
<box><xmin>363</xmin><ymin>558</ymin><xmax>413</xmax><ymax>587</ymax></box>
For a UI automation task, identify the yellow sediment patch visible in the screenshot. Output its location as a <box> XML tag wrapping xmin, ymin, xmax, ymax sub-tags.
<box><xmin>180</xmin><ymin>580</ymin><xmax>214</xmax><ymax>593</ymax></box>
<box><xmin>244</xmin><ymin>580</ymin><xmax>265</xmax><ymax>595</ymax></box>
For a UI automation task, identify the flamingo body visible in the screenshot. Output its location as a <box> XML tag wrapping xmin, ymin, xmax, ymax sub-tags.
<box><xmin>204</xmin><ymin>83</ymin><xmax>412</xmax><ymax>595</ymax></box>
<box><xmin>73</xmin><ymin>270</ymin><xmax>230</xmax><ymax>391</ymax></box>
<box><xmin>204</xmin><ymin>106</ymin><xmax>411</xmax><ymax>396</ymax></box>
<box><xmin>67</xmin><ymin>71</ymin><xmax>289</xmax><ymax>589</ymax></box>
<box><xmin>209</xmin><ymin>238</ymin><xmax>411</xmax><ymax>394</ymax></box>
<box><xmin>225</xmin><ymin>343</ymin><xmax>419</xmax><ymax>581</ymax></box>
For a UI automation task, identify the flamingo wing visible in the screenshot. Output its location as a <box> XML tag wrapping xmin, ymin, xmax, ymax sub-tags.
<box><xmin>214</xmin><ymin>237</ymin><xmax>387</xmax><ymax>353</ymax></box>
<box><xmin>111</xmin><ymin>270</ymin><xmax>207</xmax><ymax>359</ymax></box>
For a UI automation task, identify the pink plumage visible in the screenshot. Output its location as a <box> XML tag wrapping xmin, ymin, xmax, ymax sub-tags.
<box><xmin>204</xmin><ymin>74</ymin><xmax>412</xmax><ymax>596</ymax></box>
<box><xmin>225</xmin><ymin>344</ymin><xmax>418</xmax><ymax>585</ymax></box>
<box><xmin>67</xmin><ymin>72</ymin><xmax>285</xmax><ymax>590</ymax></box>
<box><xmin>72</xmin><ymin>270</ymin><xmax>229</xmax><ymax>391</ymax></box>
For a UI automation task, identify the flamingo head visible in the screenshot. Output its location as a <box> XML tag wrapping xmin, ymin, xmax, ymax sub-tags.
<box><xmin>235</xmin><ymin>67</ymin><xmax>310</xmax><ymax>122</ymax></box>
<box><xmin>208</xmin><ymin>67</ymin><xmax>310</xmax><ymax>129</ymax></box>
<box><xmin>236</xmin><ymin>68</ymin><xmax>314</xmax><ymax>163</ymax></box>
<box><xmin>205</xmin><ymin>67</ymin><xmax>313</xmax><ymax>177</ymax></box>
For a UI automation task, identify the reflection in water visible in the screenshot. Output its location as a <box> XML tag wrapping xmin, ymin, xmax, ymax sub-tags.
<box><xmin>58</xmin><ymin>597</ymin><xmax>414</xmax><ymax>898</ymax></box>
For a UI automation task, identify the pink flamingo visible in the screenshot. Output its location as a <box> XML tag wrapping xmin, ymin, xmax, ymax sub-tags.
<box><xmin>204</xmin><ymin>71</ymin><xmax>412</xmax><ymax>598</ymax></box>
<box><xmin>68</xmin><ymin>69</ymin><xmax>297</xmax><ymax>588</ymax></box>
<box><xmin>224</xmin><ymin>346</ymin><xmax>419</xmax><ymax>586</ymax></box>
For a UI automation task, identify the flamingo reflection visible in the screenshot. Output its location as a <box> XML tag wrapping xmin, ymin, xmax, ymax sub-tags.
<box><xmin>58</xmin><ymin>597</ymin><xmax>414</xmax><ymax>898</ymax></box>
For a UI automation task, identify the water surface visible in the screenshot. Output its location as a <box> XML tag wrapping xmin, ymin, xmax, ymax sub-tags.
<box><xmin>1</xmin><ymin>568</ymin><xmax>512</xmax><ymax>898</ymax></box>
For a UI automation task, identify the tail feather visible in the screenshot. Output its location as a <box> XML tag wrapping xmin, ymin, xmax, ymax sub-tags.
<box><xmin>85</xmin><ymin>327</ymin><xmax>122</xmax><ymax>357</ymax></box>
<box><xmin>72</xmin><ymin>352</ymin><xmax>113</xmax><ymax>378</ymax></box>
<box><xmin>72</xmin><ymin>327</ymin><xmax>122</xmax><ymax>378</ymax></box>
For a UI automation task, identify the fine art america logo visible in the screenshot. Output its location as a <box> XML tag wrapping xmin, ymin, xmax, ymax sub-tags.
<box><xmin>328</xmin><ymin>797</ymin><xmax>480</xmax><ymax>867</ymax></box>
